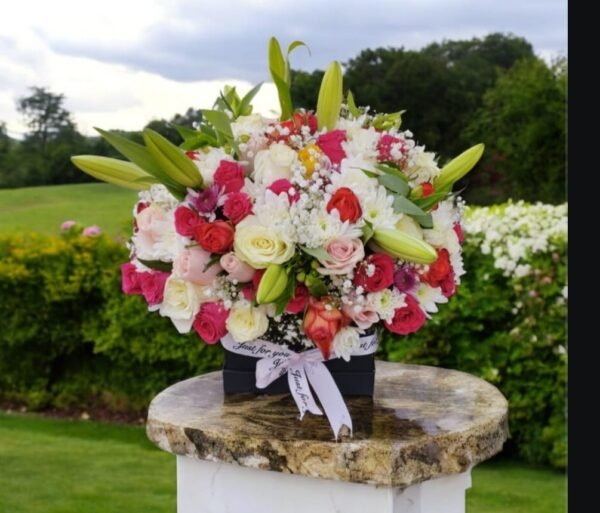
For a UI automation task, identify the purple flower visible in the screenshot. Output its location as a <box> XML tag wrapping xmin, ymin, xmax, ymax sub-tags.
<box><xmin>61</xmin><ymin>220</ymin><xmax>77</xmax><ymax>231</ymax></box>
<box><xmin>187</xmin><ymin>185</ymin><xmax>221</xmax><ymax>214</ymax></box>
<box><xmin>82</xmin><ymin>225</ymin><xmax>102</xmax><ymax>237</ymax></box>
<box><xmin>393</xmin><ymin>266</ymin><xmax>418</xmax><ymax>293</ymax></box>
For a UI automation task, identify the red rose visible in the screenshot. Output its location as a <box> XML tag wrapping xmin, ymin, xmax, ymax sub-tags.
<box><xmin>268</xmin><ymin>179</ymin><xmax>300</xmax><ymax>203</ymax></box>
<box><xmin>354</xmin><ymin>253</ymin><xmax>395</xmax><ymax>292</ymax></box>
<box><xmin>223</xmin><ymin>192</ymin><xmax>253</xmax><ymax>224</ymax></box>
<box><xmin>286</xmin><ymin>283</ymin><xmax>309</xmax><ymax>314</ymax></box>
<box><xmin>421</xmin><ymin>249</ymin><xmax>452</xmax><ymax>288</ymax></box>
<box><xmin>214</xmin><ymin>160</ymin><xmax>245</xmax><ymax>194</ymax></box>
<box><xmin>453</xmin><ymin>223</ymin><xmax>464</xmax><ymax>244</ymax></box>
<box><xmin>384</xmin><ymin>295</ymin><xmax>426</xmax><ymax>335</ymax></box>
<box><xmin>121</xmin><ymin>263</ymin><xmax>142</xmax><ymax>294</ymax></box>
<box><xmin>194</xmin><ymin>221</ymin><xmax>234</xmax><ymax>254</ymax></box>
<box><xmin>440</xmin><ymin>271</ymin><xmax>457</xmax><ymax>298</ymax></box>
<box><xmin>193</xmin><ymin>302</ymin><xmax>230</xmax><ymax>344</ymax></box>
<box><xmin>316</xmin><ymin>129</ymin><xmax>347</xmax><ymax>165</ymax></box>
<box><xmin>139</xmin><ymin>271</ymin><xmax>169</xmax><ymax>306</ymax></box>
<box><xmin>326</xmin><ymin>187</ymin><xmax>362</xmax><ymax>223</ymax></box>
<box><xmin>303</xmin><ymin>297</ymin><xmax>343</xmax><ymax>359</ymax></box>
<box><xmin>174</xmin><ymin>205</ymin><xmax>202</xmax><ymax>237</ymax></box>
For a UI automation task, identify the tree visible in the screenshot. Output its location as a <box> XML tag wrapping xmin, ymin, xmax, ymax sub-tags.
<box><xmin>17</xmin><ymin>87</ymin><xmax>75</xmax><ymax>155</ymax></box>
<box><xmin>465</xmin><ymin>57</ymin><xmax>566</xmax><ymax>204</ymax></box>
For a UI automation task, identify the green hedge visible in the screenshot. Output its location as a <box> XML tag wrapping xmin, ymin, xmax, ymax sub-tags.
<box><xmin>0</xmin><ymin>204</ymin><xmax>566</xmax><ymax>468</ymax></box>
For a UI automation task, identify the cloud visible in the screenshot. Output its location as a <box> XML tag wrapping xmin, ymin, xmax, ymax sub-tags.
<box><xmin>0</xmin><ymin>0</ymin><xmax>566</xmax><ymax>136</ymax></box>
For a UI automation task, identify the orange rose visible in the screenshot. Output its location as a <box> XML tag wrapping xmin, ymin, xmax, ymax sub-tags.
<box><xmin>303</xmin><ymin>297</ymin><xmax>344</xmax><ymax>360</ymax></box>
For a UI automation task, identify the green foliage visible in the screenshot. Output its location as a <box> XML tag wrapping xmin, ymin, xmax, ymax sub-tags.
<box><xmin>465</xmin><ymin>57</ymin><xmax>566</xmax><ymax>204</ymax></box>
<box><xmin>0</xmin><ymin>231</ymin><xmax>222</xmax><ymax>413</ymax></box>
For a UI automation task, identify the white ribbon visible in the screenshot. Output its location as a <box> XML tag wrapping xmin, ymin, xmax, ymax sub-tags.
<box><xmin>220</xmin><ymin>333</ymin><xmax>378</xmax><ymax>440</ymax></box>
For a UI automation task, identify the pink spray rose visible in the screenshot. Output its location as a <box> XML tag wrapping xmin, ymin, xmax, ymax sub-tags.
<box><xmin>268</xmin><ymin>179</ymin><xmax>300</xmax><ymax>203</ymax></box>
<box><xmin>214</xmin><ymin>160</ymin><xmax>245</xmax><ymax>194</ymax></box>
<box><xmin>316</xmin><ymin>129</ymin><xmax>347</xmax><ymax>165</ymax></box>
<box><xmin>342</xmin><ymin>303</ymin><xmax>379</xmax><ymax>330</ymax></box>
<box><xmin>174</xmin><ymin>206</ymin><xmax>202</xmax><ymax>237</ymax></box>
<box><xmin>223</xmin><ymin>192</ymin><xmax>253</xmax><ymax>224</ymax></box>
<box><xmin>193</xmin><ymin>302</ymin><xmax>229</xmax><ymax>344</ymax></box>
<box><xmin>173</xmin><ymin>247</ymin><xmax>222</xmax><ymax>285</ymax></box>
<box><xmin>121</xmin><ymin>263</ymin><xmax>142</xmax><ymax>294</ymax></box>
<box><xmin>219</xmin><ymin>252</ymin><xmax>255</xmax><ymax>283</ymax></box>
<box><xmin>139</xmin><ymin>271</ymin><xmax>169</xmax><ymax>306</ymax></box>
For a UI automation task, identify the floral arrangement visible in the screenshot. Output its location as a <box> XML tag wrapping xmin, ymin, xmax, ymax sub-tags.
<box><xmin>72</xmin><ymin>38</ymin><xmax>482</xmax><ymax>368</ymax></box>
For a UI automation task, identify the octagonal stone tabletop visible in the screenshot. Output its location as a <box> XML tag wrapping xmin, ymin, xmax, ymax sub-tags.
<box><xmin>146</xmin><ymin>361</ymin><xmax>508</xmax><ymax>488</ymax></box>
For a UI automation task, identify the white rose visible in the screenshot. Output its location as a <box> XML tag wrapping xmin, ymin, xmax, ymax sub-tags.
<box><xmin>159</xmin><ymin>276</ymin><xmax>204</xmax><ymax>333</ymax></box>
<box><xmin>226</xmin><ymin>301</ymin><xmax>269</xmax><ymax>342</ymax></box>
<box><xmin>333</xmin><ymin>327</ymin><xmax>360</xmax><ymax>362</ymax></box>
<box><xmin>252</xmin><ymin>143</ymin><xmax>298</xmax><ymax>185</ymax></box>
<box><xmin>233</xmin><ymin>215</ymin><xmax>295</xmax><ymax>268</ymax></box>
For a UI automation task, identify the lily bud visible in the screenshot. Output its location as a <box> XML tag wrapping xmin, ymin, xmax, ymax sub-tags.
<box><xmin>373</xmin><ymin>228</ymin><xmax>437</xmax><ymax>264</ymax></box>
<box><xmin>71</xmin><ymin>156</ymin><xmax>154</xmax><ymax>191</ymax></box>
<box><xmin>434</xmin><ymin>143</ymin><xmax>484</xmax><ymax>191</ymax></box>
<box><xmin>256</xmin><ymin>264</ymin><xmax>289</xmax><ymax>304</ymax></box>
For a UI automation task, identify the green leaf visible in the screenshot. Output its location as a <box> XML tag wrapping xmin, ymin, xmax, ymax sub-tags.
<box><xmin>137</xmin><ymin>259</ymin><xmax>173</xmax><ymax>273</ymax></box>
<box><xmin>269</xmin><ymin>37</ymin><xmax>286</xmax><ymax>83</ymax></box>
<box><xmin>203</xmin><ymin>253</ymin><xmax>222</xmax><ymax>273</ymax></box>
<box><xmin>392</xmin><ymin>195</ymin><xmax>428</xmax><ymax>216</ymax></box>
<box><xmin>238</xmin><ymin>82</ymin><xmax>263</xmax><ymax>117</ymax></box>
<box><xmin>180</xmin><ymin>133</ymin><xmax>217</xmax><ymax>151</ymax></box>
<box><xmin>271</xmin><ymin>64</ymin><xmax>294</xmax><ymax>121</ymax></box>
<box><xmin>378</xmin><ymin>174</ymin><xmax>410</xmax><ymax>196</ymax></box>
<box><xmin>94</xmin><ymin>128</ymin><xmax>176</xmax><ymax>186</ymax></box>
<box><xmin>201</xmin><ymin>110</ymin><xmax>233</xmax><ymax>139</ymax></box>
<box><xmin>347</xmin><ymin>90</ymin><xmax>360</xmax><ymax>118</ymax></box>
<box><xmin>362</xmin><ymin>220</ymin><xmax>374</xmax><ymax>243</ymax></box>
<box><xmin>413</xmin><ymin>213</ymin><xmax>433</xmax><ymax>229</ymax></box>
<box><xmin>305</xmin><ymin>274</ymin><xmax>328</xmax><ymax>298</ymax></box>
<box><xmin>71</xmin><ymin>155</ymin><xmax>155</xmax><ymax>191</ymax></box>
<box><xmin>413</xmin><ymin>189</ymin><xmax>451</xmax><ymax>211</ymax></box>
<box><xmin>375</xmin><ymin>162</ymin><xmax>409</xmax><ymax>181</ymax></box>
<box><xmin>273</xmin><ymin>274</ymin><xmax>297</xmax><ymax>316</ymax></box>
<box><xmin>287</xmin><ymin>40</ymin><xmax>309</xmax><ymax>57</ymax></box>
<box><xmin>143</xmin><ymin>129</ymin><xmax>203</xmax><ymax>188</ymax></box>
<box><xmin>360</xmin><ymin>168</ymin><xmax>379</xmax><ymax>178</ymax></box>
<box><xmin>171</xmin><ymin>124</ymin><xmax>198</xmax><ymax>141</ymax></box>
<box><xmin>300</xmin><ymin>245</ymin><xmax>330</xmax><ymax>262</ymax></box>
<box><xmin>316</xmin><ymin>61</ymin><xmax>343</xmax><ymax>131</ymax></box>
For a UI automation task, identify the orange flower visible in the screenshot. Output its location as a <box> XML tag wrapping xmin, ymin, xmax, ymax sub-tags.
<box><xmin>303</xmin><ymin>297</ymin><xmax>343</xmax><ymax>359</ymax></box>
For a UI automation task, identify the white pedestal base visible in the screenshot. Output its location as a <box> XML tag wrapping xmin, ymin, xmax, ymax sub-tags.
<box><xmin>177</xmin><ymin>456</ymin><xmax>471</xmax><ymax>513</ymax></box>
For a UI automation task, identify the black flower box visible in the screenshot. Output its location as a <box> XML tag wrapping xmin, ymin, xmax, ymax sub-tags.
<box><xmin>222</xmin><ymin>350</ymin><xmax>375</xmax><ymax>397</ymax></box>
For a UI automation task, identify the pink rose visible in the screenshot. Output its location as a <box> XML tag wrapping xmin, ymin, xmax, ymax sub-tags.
<box><xmin>139</xmin><ymin>271</ymin><xmax>169</xmax><ymax>306</ymax></box>
<box><xmin>342</xmin><ymin>303</ymin><xmax>379</xmax><ymax>330</ymax></box>
<box><xmin>193</xmin><ymin>302</ymin><xmax>229</xmax><ymax>344</ymax></box>
<box><xmin>318</xmin><ymin>238</ymin><xmax>365</xmax><ymax>275</ymax></box>
<box><xmin>82</xmin><ymin>225</ymin><xmax>101</xmax><ymax>237</ymax></box>
<box><xmin>286</xmin><ymin>283</ymin><xmax>309</xmax><ymax>314</ymax></box>
<box><xmin>220</xmin><ymin>252</ymin><xmax>255</xmax><ymax>283</ymax></box>
<box><xmin>268</xmin><ymin>179</ymin><xmax>300</xmax><ymax>203</ymax></box>
<box><xmin>173</xmin><ymin>247</ymin><xmax>222</xmax><ymax>285</ymax></box>
<box><xmin>316</xmin><ymin>129</ymin><xmax>347</xmax><ymax>165</ymax></box>
<box><xmin>214</xmin><ymin>160</ymin><xmax>245</xmax><ymax>194</ymax></box>
<box><xmin>223</xmin><ymin>192</ymin><xmax>253</xmax><ymax>224</ymax></box>
<box><xmin>121</xmin><ymin>263</ymin><xmax>142</xmax><ymax>294</ymax></box>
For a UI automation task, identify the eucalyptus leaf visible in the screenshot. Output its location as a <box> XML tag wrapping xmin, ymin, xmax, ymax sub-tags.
<box><xmin>413</xmin><ymin>213</ymin><xmax>434</xmax><ymax>229</ymax></box>
<box><xmin>392</xmin><ymin>195</ymin><xmax>428</xmax><ymax>216</ymax></box>
<box><xmin>301</xmin><ymin>245</ymin><xmax>330</xmax><ymax>262</ymax></box>
<box><xmin>375</xmin><ymin>162</ymin><xmax>409</xmax><ymax>181</ymax></box>
<box><xmin>378</xmin><ymin>174</ymin><xmax>410</xmax><ymax>196</ymax></box>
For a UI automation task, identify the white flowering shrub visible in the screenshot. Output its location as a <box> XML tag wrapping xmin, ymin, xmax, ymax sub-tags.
<box><xmin>382</xmin><ymin>201</ymin><xmax>567</xmax><ymax>469</ymax></box>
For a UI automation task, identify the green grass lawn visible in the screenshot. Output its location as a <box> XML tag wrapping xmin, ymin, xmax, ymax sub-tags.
<box><xmin>0</xmin><ymin>183</ymin><xmax>137</xmax><ymax>236</ymax></box>
<box><xmin>0</xmin><ymin>413</ymin><xmax>566</xmax><ymax>513</ymax></box>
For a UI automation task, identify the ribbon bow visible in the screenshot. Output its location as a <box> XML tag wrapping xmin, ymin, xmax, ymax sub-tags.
<box><xmin>220</xmin><ymin>334</ymin><xmax>378</xmax><ymax>439</ymax></box>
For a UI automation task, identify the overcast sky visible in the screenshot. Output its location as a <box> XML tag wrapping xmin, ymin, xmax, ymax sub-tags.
<box><xmin>0</xmin><ymin>0</ymin><xmax>567</xmax><ymax>137</ymax></box>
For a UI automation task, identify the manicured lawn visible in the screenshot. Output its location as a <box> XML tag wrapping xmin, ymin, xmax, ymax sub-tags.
<box><xmin>0</xmin><ymin>413</ymin><xmax>565</xmax><ymax>513</ymax></box>
<box><xmin>0</xmin><ymin>183</ymin><xmax>137</xmax><ymax>236</ymax></box>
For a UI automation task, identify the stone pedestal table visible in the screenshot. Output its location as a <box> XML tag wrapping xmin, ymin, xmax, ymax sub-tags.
<box><xmin>147</xmin><ymin>361</ymin><xmax>508</xmax><ymax>513</ymax></box>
